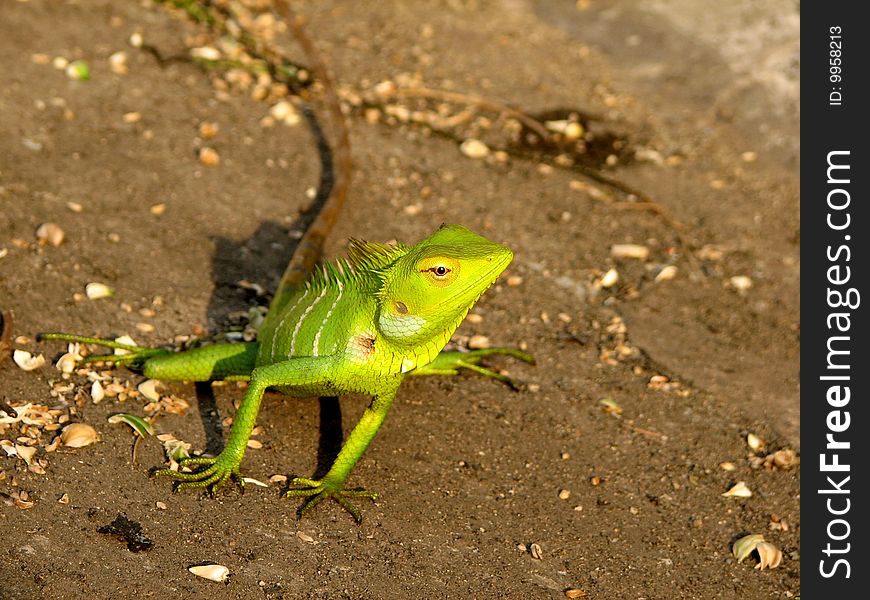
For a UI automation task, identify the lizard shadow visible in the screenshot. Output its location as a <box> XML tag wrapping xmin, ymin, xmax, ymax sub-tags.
<box><xmin>194</xmin><ymin>223</ymin><xmax>345</xmax><ymax>478</ymax></box>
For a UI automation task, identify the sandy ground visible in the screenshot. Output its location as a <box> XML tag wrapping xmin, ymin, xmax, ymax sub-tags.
<box><xmin>1</xmin><ymin>1</ymin><xmax>799</xmax><ymax>598</ymax></box>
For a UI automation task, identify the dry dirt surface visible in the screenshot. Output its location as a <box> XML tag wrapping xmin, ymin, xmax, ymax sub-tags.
<box><xmin>1</xmin><ymin>1</ymin><xmax>799</xmax><ymax>599</ymax></box>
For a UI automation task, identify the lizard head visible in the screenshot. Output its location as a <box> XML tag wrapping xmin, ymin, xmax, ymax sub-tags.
<box><xmin>375</xmin><ymin>224</ymin><xmax>513</xmax><ymax>348</ymax></box>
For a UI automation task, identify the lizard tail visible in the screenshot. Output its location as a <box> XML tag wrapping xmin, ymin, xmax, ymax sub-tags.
<box><xmin>269</xmin><ymin>1</ymin><xmax>352</xmax><ymax>312</ymax></box>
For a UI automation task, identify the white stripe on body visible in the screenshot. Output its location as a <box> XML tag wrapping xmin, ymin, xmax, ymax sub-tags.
<box><xmin>312</xmin><ymin>281</ymin><xmax>343</xmax><ymax>356</ymax></box>
<box><xmin>290</xmin><ymin>284</ymin><xmax>330</xmax><ymax>356</ymax></box>
<box><xmin>270</xmin><ymin>288</ymin><xmax>310</xmax><ymax>361</ymax></box>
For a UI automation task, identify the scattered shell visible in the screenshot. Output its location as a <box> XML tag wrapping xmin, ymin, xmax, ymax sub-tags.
<box><xmin>246</xmin><ymin>439</ymin><xmax>263</xmax><ymax>449</ymax></box>
<box><xmin>149</xmin><ymin>203</ymin><xmax>166</xmax><ymax>216</ymax></box>
<box><xmin>610</xmin><ymin>244</ymin><xmax>649</xmax><ymax>260</ymax></box>
<box><xmin>85</xmin><ymin>282</ymin><xmax>114</xmax><ymax>300</ymax></box>
<box><xmin>747</xmin><ymin>433</ymin><xmax>764</xmax><ymax>452</ymax></box>
<box><xmin>65</xmin><ymin>60</ymin><xmax>90</xmax><ymax>81</ymax></box>
<box><xmin>14</xmin><ymin>491</ymin><xmax>35</xmax><ymax>510</ymax></box>
<box><xmin>242</xmin><ymin>477</ymin><xmax>269</xmax><ymax>487</ymax></box>
<box><xmin>269</xmin><ymin>100</ymin><xmax>300</xmax><ymax>126</ymax></box>
<box><xmin>599</xmin><ymin>268</ymin><xmax>619</xmax><ymax>288</ymax></box>
<box><xmin>729</xmin><ymin>275</ymin><xmax>753</xmax><ymax>292</ymax></box>
<box><xmin>188</xmin><ymin>564</ymin><xmax>229</xmax><ymax>583</ymax></box>
<box><xmin>156</xmin><ymin>501</ymin><xmax>167</xmax><ymax>510</ymax></box>
<box><xmin>506</xmin><ymin>275</ymin><xmax>523</xmax><ymax>287</ymax></box>
<box><xmin>755</xmin><ymin>541</ymin><xmax>783</xmax><ymax>570</ymax></box>
<box><xmin>655</xmin><ymin>265</ymin><xmax>678</xmax><ymax>282</ymax></box>
<box><xmin>529</xmin><ymin>543</ymin><xmax>543</xmax><ymax>560</ymax></box>
<box><xmin>468</xmin><ymin>335</ymin><xmax>490</xmax><ymax>349</ymax></box>
<box><xmin>137</xmin><ymin>379</ymin><xmax>162</xmax><ymax>402</ymax></box>
<box><xmin>190</xmin><ymin>46</ymin><xmax>221</xmax><ymax>61</ymax></box>
<box><xmin>122</xmin><ymin>111</ymin><xmax>142</xmax><ymax>123</ymax></box>
<box><xmin>109</xmin><ymin>51</ymin><xmax>128</xmax><ymax>75</ymax></box>
<box><xmin>58</xmin><ymin>493</ymin><xmax>70</xmax><ymax>504</ymax></box>
<box><xmin>733</xmin><ymin>533</ymin><xmax>765</xmax><ymax>563</ymax></box>
<box><xmin>558</xmin><ymin>489</ymin><xmax>571</xmax><ymax>500</ymax></box>
<box><xmin>35</xmin><ymin>222</ymin><xmax>65</xmax><ymax>246</ymax></box>
<box><xmin>599</xmin><ymin>398</ymin><xmax>623</xmax><ymax>415</ymax></box>
<box><xmin>67</xmin><ymin>201</ymin><xmax>83</xmax><ymax>212</ymax></box>
<box><xmin>771</xmin><ymin>448</ymin><xmax>798</xmax><ymax>469</ymax></box>
<box><xmin>199</xmin><ymin>147</ymin><xmax>220</xmax><ymax>166</ymax></box>
<box><xmin>15</xmin><ymin>444</ymin><xmax>38</xmax><ymax>465</ymax></box>
<box><xmin>13</xmin><ymin>350</ymin><xmax>45</xmax><ymax>371</ymax></box>
<box><xmin>129</xmin><ymin>32</ymin><xmax>143</xmax><ymax>48</ymax></box>
<box><xmin>113</xmin><ymin>335</ymin><xmax>137</xmax><ymax>355</ymax></box>
<box><xmin>544</xmin><ymin>119</ymin><xmax>584</xmax><ymax>140</ymax></box>
<box><xmin>564</xmin><ymin>589</ymin><xmax>587</xmax><ymax>599</ymax></box>
<box><xmin>719</xmin><ymin>461</ymin><xmax>737</xmax><ymax>472</ymax></box>
<box><xmin>135</xmin><ymin>322</ymin><xmax>154</xmax><ymax>333</ymax></box>
<box><xmin>722</xmin><ymin>481</ymin><xmax>752</xmax><ymax>498</ymax></box>
<box><xmin>460</xmin><ymin>138</ymin><xmax>489</xmax><ymax>159</ymax></box>
<box><xmin>199</xmin><ymin>121</ymin><xmax>219</xmax><ymax>139</ymax></box>
<box><xmin>297</xmin><ymin>531</ymin><xmax>316</xmax><ymax>544</ymax></box>
<box><xmin>53</xmin><ymin>56</ymin><xmax>69</xmax><ymax>70</ymax></box>
<box><xmin>60</xmin><ymin>423</ymin><xmax>99</xmax><ymax>448</ymax></box>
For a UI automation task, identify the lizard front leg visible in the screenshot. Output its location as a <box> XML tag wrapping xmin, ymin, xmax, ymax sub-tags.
<box><xmin>153</xmin><ymin>356</ymin><xmax>335</xmax><ymax>492</ymax></box>
<box><xmin>286</xmin><ymin>389</ymin><xmax>397</xmax><ymax>523</ymax></box>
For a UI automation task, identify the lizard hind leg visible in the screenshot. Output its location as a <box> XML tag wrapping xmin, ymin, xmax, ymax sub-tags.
<box><xmin>37</xmin><ymin>332</ymin><xmax>260</xmax><ymax>382</ymax></box>
<box><xmin>36</xmin><ymin>332</ymin><xmax>170</xmax><ymax>369</ymax></box>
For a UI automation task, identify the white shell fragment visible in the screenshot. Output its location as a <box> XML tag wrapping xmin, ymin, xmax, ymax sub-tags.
<box><xmin>190</xmin><ymin>46</ymin><xmax>221</xmax><ymax>61</ymax></box>
<box><xmin>91</xmin><ymin>380</ymin><xmax>105</xmax><ymax>403</ymax></box>
<box><xmin>460</xmin><ymin>138</ymin><xmax>490</xmax><ymax>159</ymax></box>
<box><xmin>137</xmin><ymin>379</ymin><xmax>162</xmax><ymax>402</ymax></box>
<box><xmin>732</xmin><ymin>533</ymin><xmax>765</xmax><ymax>563</ymax></box>
<box><xmin>269</xmin><ymin>100</ymin><xmax>300</xmax><ymax>126</ymax></box>
<box><xmin>56</xmin><ymin>345</ymin><xmax>83</xmax><ymax>373</ymax></box>
<box><xmin>241</xmin><ymin>477</ymin><xmax>269</xmax><ymax>488</ymax></box>
<box><xmin>729</xmin><ymin>275</ymin><xmax>753</xmax><ymax>292</ymax></box>
<box><xmin>36</xmin><ymin>222</ymin><xmax>65</xmax><ymax>246</ymax></box>
<box><xmin>13</xmin><ymin>350</ymin><xmax>46</xmax><ymax>371</ymax></box>
<box><xmin>85</xmin><ymin>282</ymin><xmax>114</xmax><ymax>300</ymax></box>
<box><xmin>722</xmin><ymin>481</ymin><xmax>752</xmax><ymax>498</ymax></box>
<box><xmin>14</xmin><ymin>444</ymin><xmax>38</xmax><ymax>465</ymax></box>
<box><xmin>599</xmin><ymin>268</ymin><xmax>619</xmax><ymax>288</ymax></box>
<box><xmin>654</xmin><ymin>265</ymin><xmax>678</xmax><ymax>282</ymax></box>
<box><xmin>732</xmin><ymin>534</ymin><xmax>783</xmax><ymax>570</ymax></box>
<box><xmin>610</xmin><ymin>244</ymin><xmax>649</xmax><ymax>260</ymax></box>
<box><xmin>59</xmin><ymin>423</ymin><xmax>99</xmax><ymax>448</ymax></box>
<box><xmin>754</xmin><ymin>541</ymin><xmax>783</xmax><ymax>570</ymax></box>
<box><xmin>188</xmin><ymin>564</ymin><xmax>230</xmax><ymax>583</ymax></box>
<box><xmin>113</xmin><ymin>335</ymin><xmax>137</xmax><ymax>356</ymax></box>
<box><xmin>747</xmin><ymin>433</ymin><xmax>764</xmax><ymax>452</ymax></box>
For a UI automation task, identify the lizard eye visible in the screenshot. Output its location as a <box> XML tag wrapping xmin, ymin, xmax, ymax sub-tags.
<box><xmin>418</xmin><ymin>256</ymin><xmax>459</xmax><ymax>287</ymax></box>
<box><xmin>426</xmin><ymin>265</ymin><xmax>451</xmax><ymax>277</ymax></box>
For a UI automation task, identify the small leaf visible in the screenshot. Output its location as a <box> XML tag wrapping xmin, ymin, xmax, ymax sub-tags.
<box><xmin>108</xmin><ymin>413</ymin><xmax>155</xmax><ymax>437</ymax></box>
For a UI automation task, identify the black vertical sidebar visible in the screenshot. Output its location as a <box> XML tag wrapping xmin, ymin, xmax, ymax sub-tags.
<box><xmin>802</xmin><ymin>2</ymin><xmax>869</xmax><ymax>596</ymax></box>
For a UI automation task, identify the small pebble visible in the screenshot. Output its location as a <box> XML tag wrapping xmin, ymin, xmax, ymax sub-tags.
<box><xmin>611</xmin><ymin>244</ymin><xmax>649</xmax><ymax>260</ymax></box>
<box><xmin>35</xmin><ymin>223</ymin><xmax>65</xmax><ymax>246</ymax></box>
<box><xmin>460</xmin><ymin>138</ymin><xmax>489</xmax><ymax>159</ymax></box>
<box><xmin>468</xmin><ymin>335</ymin><xmax>490</xmax><ymax>349</ymax></box>
<box><xmin>199</xmin><ymin>147</ymin><xmax>220</xmax><ymax>166</ymax></box>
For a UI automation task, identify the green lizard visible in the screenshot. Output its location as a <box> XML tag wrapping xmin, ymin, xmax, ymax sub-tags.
<box><xmin>37</xmin><ymin>4</ymin><xmax>531</xmax><ymax>522</ymax></box>
<box><xmin>39</xmin><ymin>225</ymin><xmax>531</xmax><ymax>521</ymax></box>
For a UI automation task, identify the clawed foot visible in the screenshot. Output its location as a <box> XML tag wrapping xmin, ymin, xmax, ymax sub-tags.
<box><xmin>285</xmin><ymin>477</ymin><xmax>378</xmax><ymax>523</ymax></box>
<box><xmin>37</xmin><ymin>332</ymin><xmax>170</xmax><ymax>370</ymax></box>
<box><xmin>152</xmin><ymin>454</ymin><xmax>244</xmax><ymax>492</ymax></box>
<box><xmin>415</xmin><ymin>347</ymin><xmax>535</xmax><ymax>391</ymax></box>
